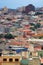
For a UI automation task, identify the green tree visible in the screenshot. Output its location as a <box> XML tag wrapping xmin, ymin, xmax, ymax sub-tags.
<box><xmin>4</xmin><ymin>34</ymin><xmax>14</xmax><ymax>39</ymax></box>
<box><xmin>35</xmin><ymin>12</ymin><xmax>43</xmax><ymax>15</ymax></box>
<box><xmin>39</xmin><ymin>36</ymin><xmax>43</xmax><ymax>39</ymax></box>
<box><xmin>30</xmin><ymin>27</ymin><xmax>35</xmax><ymax>31</ymax></box>
<box><xmin>0</xmin><ymin>34</ymin><xmax>4</xmax><ymax>38</ymax></box>
<box><xmin>30</xmin><ymin>23</ymin><xmax>35</xmax><ymax>26</ymax></box>
<box><xmin>34</xmin><ymin>23</ymin><xmax>41</xmax><ymax>29</ymax></box>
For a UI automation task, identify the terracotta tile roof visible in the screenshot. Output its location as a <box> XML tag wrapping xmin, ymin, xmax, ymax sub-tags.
<box><xmin>33</xmin><ymin>33</ymin><xmax>43</xmax><ymax>37</ymax></box>
<box><xmin>8</xmin><ymin>41</ymin><xmax>25</xmax><ymax>45</ymax></box>
<box><xmin>7</xmin><ymin>37</ymin><xmax>28</xmax><ymax>46</ymax></box>
<box><xmin>34</xmin><ymin>47</ymin><xmax>41</xmax><ymax>51</ymax></box>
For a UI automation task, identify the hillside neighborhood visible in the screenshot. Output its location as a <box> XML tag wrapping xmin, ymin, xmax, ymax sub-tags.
<box><xmin>0</xmin><ymin>4</ymin><xmax>43</xmax><ymax>65</ymax></box>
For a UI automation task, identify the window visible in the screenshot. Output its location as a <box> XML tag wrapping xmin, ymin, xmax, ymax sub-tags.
<box><xmin>15</xmin><ymin>59</ymin><xmax>19</xmax><ymax>62</ymax></box>
<box><xmin>9</xmin><ymin>58</ymin><xmax>13</xmax><ymax>62</ymax></box>
<box><xmin>3</xmin><ymin>58</ymin><xmax>7</xmax><ymax>62</ymax></box>
<box><xmin>30</xmin><ymin>52</ymin><xmax>32</xmax><ymax>56</ymax></box>
<box><xmin>0</xmin><ymin>53</ymin><xmax>2</xmax><ymax>56</ymax></box>
<box><xmin>41</xmin><ymin>46</ymin><xmax>43</xmax><ymax>50</ymax></box>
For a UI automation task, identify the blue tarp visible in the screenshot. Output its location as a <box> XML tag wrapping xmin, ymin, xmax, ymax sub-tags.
<box><xmin>16</xmin><ymin>48</ymin><xmax>28</xmax><ymax>53</ymax></box>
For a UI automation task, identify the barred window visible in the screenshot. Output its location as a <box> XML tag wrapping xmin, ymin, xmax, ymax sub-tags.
<box><xmin>3</xmin><ymin>58</ymin><xmax>7</xmax><ymax>61</ymax></box>
<box><xmin>15</xmin><ymin>59</ymin><xmax>19</xmax><ymax>62</ymax></box>
<box><xmin>9</xmin><ymin>58</ymin><xmax>13</xmax><ymax>62</ymax></box>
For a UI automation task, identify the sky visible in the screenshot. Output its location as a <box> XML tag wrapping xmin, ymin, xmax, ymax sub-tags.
<box><xmin>0</xmin><ymin>0</ymin><xmax>43</xmax><ymax>9</ymax></box>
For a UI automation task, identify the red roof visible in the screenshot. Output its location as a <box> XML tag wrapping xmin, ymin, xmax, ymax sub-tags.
<box><xmin>23</xmin><ymin>29</ymin><xmax>31</xmax><ymax>32</ymax></box>
<box><xmin>34</xmin><ymin>46</ymin><xmax>41</xmax><ymax>51</ymax></box>
<box><xmin>8</xmin><ymin>41</ymin><xmax>26</xmax><ymax>45</ymax></box>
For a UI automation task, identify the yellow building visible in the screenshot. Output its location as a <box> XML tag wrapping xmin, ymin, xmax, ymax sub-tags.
<box><xmin>0</xmin><ymin>54</ymin><xmax>21</xmax><ymax>65</ymax></box>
